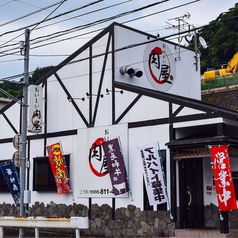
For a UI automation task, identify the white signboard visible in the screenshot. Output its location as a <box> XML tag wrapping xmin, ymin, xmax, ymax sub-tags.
<box><xmin>138</xmin><ymin>143</ymin><xmax>168</xmax><ymax>206</ymax></box>
<box><xmin>114</xmin><ymin>25</ymin><xmax>201</xmax><ymax>99</ymax></box>
<box><xmin>77</xmin><ymin>124</ymin><xmax>128</xmax><ymax>198</ymax></box>
<box><xmin>27</xmin><ymin>85</ymin><xmax>43</xmax><ymax>133</ymax></box>
<box><xmin>143</xmin><ymin>41</ymin><xmax>176</xmax><ymax>91</ymax></box>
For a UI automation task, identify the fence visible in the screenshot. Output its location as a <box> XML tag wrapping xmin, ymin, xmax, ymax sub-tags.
<box><xmin>201</xmin><ymin>74</ymin><xmax>238</xmax><ymax>91</ymax></box>
<box><xmin>0</xmin><ymin>216</ymin><xmax>88</xmax><ymax>238</ymax></box>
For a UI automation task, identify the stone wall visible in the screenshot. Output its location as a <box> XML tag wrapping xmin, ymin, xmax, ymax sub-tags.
<box><xmin>204</xmin><ymin>203</ymin><xmax>238</xmax><ymax>230</ymax></box>
<box><xmin>87</xmin><ymin>203</ymin><xmax>174</xmax><ymax>237</ymax></box>
<box><xmin>204</xmin><ymin>203</ymin><xmax>220</xmax><ymax>228</ymax></box>
<box><xmin>0</xmin><ymin>202</ymin><xmax>174</xmax><ymax>237</ymax></box>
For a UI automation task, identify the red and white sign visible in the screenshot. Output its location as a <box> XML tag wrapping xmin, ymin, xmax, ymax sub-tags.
<box><xmin>210</xmin><ymin>145</ymin><xmax>237</xmax><ymax>211</ymax></box>
<box><xmin>88</xmin><ymin>137</ymin><xmax>108</xmax><ymax>177</ymax></box>
<box><xmin>46</xmin><ymin>142</ymin><xmax>70</xmax><ymax>194</ymax></box>
<box><xmin>143</xmin><ymin>42</ymin><xmax>175</xmax><ymax>91</ymax></box>
<box><xmin>77</xmin><ymin>124</ymin><xmax>128</xmax><ymax>198</ymax></box>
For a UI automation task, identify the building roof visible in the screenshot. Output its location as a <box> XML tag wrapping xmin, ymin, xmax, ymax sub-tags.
<box><xmin>1</xmin><ymin>22</ymin><xmax>238</xmax><ymax>126</ymax></box>
<box><xmin>202</xmin><ymin>87</ymin><xmax>238</xmax><ymax>111</ymax></box>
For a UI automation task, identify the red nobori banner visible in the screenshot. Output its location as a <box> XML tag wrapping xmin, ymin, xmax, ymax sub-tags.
<box><xmin>210</xmin><ymin>145</ymin><xmax>237</xmax><ymax>211</ymax></box>
<box><xmin>46</xmin><ymin>142</ymin><xmax>70</xmax><ymax>194</ymax></box>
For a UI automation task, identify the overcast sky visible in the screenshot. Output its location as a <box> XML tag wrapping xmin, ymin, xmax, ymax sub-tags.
<box><xmin>0</xmin><ymin>0</ymin><xmax>237</xmax><ymax>82</ymax></box>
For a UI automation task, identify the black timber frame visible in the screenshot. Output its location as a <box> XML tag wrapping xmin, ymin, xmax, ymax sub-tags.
<box><xmin>0</xmin><ymin>22</ymin><xmax>238</xmax><ymax>223</ymax></box>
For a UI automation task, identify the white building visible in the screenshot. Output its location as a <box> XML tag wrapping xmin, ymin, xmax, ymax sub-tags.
<box><xmin>0</xmin><ymin>22</ymin><xmax>238</xmax><ymax>236</ymax></box>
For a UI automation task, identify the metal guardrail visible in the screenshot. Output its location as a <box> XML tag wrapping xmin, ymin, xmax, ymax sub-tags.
<box><xmin>0</xmin><ymin>216</ymin><xmax>89</xmax><ymax>238</ymax></box>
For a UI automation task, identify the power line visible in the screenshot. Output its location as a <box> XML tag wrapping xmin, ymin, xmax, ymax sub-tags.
<box><xmin>35</xmin><ymin>0</ymin><xmax>133</xmax><ymax>31</ymax></box>
<box><xmin>0</xmin><ymin>58</ymin><xmax>23</xmax><ymax>63</ymax></box>
<box><xmin>0</xmin><ymin>0</ymin><xmax>208</xmax><ymax>59</ymax></box>
<box><xmin>0</xmin><ymin>0</ymin><xmax>15</xmax><ymax>9</ymax></box>
<box><xmin>0</xmin><ymin>0</ymin><xmax>167</xmax><ymax>54</ymax></box>
<box><xmin>0</xmin><ymin>0</ymin><xmax>104</xmax><ymax>37</ymax></box>
<box><xmin>0</xmin><ymin>0</ymin><xmax>110</xmax><ymax>60</ymax></box>
<box><xmin>28</xmin><ymin>0</ymin><xmax>199</xmax><ymax>50</ymax></box>
<box><xmin>28</xmin><ymin>0</ymin><xmax>169</xmax><ymax>46</ymax></box>
<box><xmin>0</xmin><ymin>0</ymin><xmax>233</xmax><ymax>60</ymax></box>
<box><xmin>0</xmin><ymin>0</ymin><xmax>66</xmax><ymax>28</ymax></box>
<box><xmin>1</xmin><ymin>12</ymin><xmax>238</xmax><ymax>84</ymax></box>
<box><xmin>0</xmin><ymin>0</ymin><xmax>68</xmax><ymax>51</ymax></box>
<box><xmin>31</xmin><ymin>0</ymin><xmax>67</xmax><ymax>31</ymax></box>
<box><xmin>122</xmin><ymin>0</ymin><xmax>200</xmax><ymax>25</ymax></box>
<box><xmin>13</xmin><ymin>0</ymin><xmax>60</xmax><ymax>9</ymax></box>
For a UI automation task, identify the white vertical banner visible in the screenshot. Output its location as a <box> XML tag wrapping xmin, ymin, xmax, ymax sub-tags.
<box><xmin>138</xmin><ymin>143</ymin><xmax>168</xmax><ymax>206</ymax></box>
<box><xmin>27</xmin><ymin>85</ymin><xmax>43</xmax><ymax>133</ymax></box>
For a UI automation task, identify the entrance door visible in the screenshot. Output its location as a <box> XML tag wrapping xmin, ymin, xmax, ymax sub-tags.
<box><xmin>179</xmin><ymin>158</ymin><xmax>204</xmax><ymax>228</ymax></box>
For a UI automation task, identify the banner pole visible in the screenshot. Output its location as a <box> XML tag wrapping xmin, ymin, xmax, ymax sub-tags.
<box><xmin>117</xmin><ymin>137</ymin><xmax>133</xmax><ymax>201</ymax></box>
<box><xmin>59</xmin><ymin>141</ymin><xmax>74</xmax><ymax>201</ymax></box>
<box><xmin>157</xmin><ymin>142</ymin><xmax>173</xmax><ymax>219</ymax></box>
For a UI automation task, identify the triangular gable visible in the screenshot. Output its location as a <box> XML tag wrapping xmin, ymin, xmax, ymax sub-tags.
<box><xmin>0</xmin><ymin>22</ymin><xmax>238</xmax><ymax>136</ymax></box>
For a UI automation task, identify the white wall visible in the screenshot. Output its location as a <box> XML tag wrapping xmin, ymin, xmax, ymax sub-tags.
<box><xmin>114</xmin><ymin>25</ymin><xmax>201</xmax><ymax>100</ymax></box>
<box><xmin>0</xmin><ymin>24</ymin><xmax>203</xmax><ymax>210</ymax></box>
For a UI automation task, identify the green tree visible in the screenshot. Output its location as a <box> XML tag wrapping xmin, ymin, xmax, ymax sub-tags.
<box><xmin>0</xmin><ymin>66</ymin><xmax>54</xmax><ymax>98</ymax></box>
<box><xmin>198</xmin><ymin>3</ymin><xmax>238</xmax><ymax>73</ymax></box>
<box><xmin>29</xmin><ymin>66</ymin><xmax>54</xmax><ymax>84</ymax></box>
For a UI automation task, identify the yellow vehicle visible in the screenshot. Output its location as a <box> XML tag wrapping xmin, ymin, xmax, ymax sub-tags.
<box><xmin>203</xmin><ymin>52</ymin><xmax>238</xmax><ymax>81</ymax></box>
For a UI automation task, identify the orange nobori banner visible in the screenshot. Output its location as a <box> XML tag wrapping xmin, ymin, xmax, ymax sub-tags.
<box><xmin>46</xmin><ymin>142</ymin><xmax>70</xmax><ymax>194</ymax></box>
<box><xmin>210</xmin><ymin>145</ymin><xmax>237</xmax><ymax>211</ymax></box>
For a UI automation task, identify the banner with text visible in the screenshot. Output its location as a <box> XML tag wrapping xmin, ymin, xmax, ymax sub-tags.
<box><xmin>210</xmin><ymin>145</ymin><xmax>237</xmax><ymax>211</ymax></box>
<box><xmin>46</xmin><ymin>142</ymin><xmax>70</xmax><ymax>194</ymax></box>
<box><xmin>138</xmin><ymin>143</ymin><xmax>168</xmax><ymax>206</ymax></box>
<box><xmin>102</xmin><ymin>138</ymin><xmax>129</xmax><ymax>196</ymax></box>
<box><xmin>77</xmin><ymin>124</ymin><xmax>128</xmax><ymax>198</ymax></box>
<box><xmin>0</xmin><ymin>161</ymin><xmax>20</xmax><ymax>206</ymax></box>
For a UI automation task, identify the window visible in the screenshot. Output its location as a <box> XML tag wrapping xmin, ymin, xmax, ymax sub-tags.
<box><xmin>0</xmin><ymin>160</ymin><xmax>20</xmax><ymax>192</ymax></box>
<box><xmin>33</xmin><ymin>154</ymin><xmax>70</xmax><ymax>192</ymax></box>
<box><xmin>143</xmin><ymin>150</ymin><xmax>167</xmax><ymax>211</ymax></box>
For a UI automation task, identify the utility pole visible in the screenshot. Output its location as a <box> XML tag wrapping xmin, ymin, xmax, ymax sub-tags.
<box><xmin>19</xmin><ymin>28</ymin><xmax>30</xmax><ymax>238</ymax></box>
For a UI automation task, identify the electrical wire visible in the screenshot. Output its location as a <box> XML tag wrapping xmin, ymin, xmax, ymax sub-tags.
<box><xmin>0</xmin><ymin>71</ymin><xmax>34</xmax><ymax>82</ymax></box>
<box><xmin>0</xmin><ymin>0</ymin><xmax>104</xmax><ymax>37</ymax></box>
<box><xmin>0</xmin><ymin>0</ymin><xmax>15</xmax><ymax>9</ymax></box>
<box><xmin>122</xmin><ymin>0</ymin><xmax>200</xmax><ymax>25</ymax></box>
<box><xmin>0</xmin><ymin>0</ymin><xmax>108</xmax><ymax>58</ymax></box>
<box><xmin>29</xmin><ymin>0</ymin><xmax>200</xmax><ymax>51</ymax></box>
<box><xmin>0</xmin><ymin>0</ymin><xmax>210</xmax><ymax>84</ymax></box>
<box><xmin>30</xmin><ymin>0</ymin><xmax>67</xmax><ymax>31</ymax></box>
<box><xmin>0</xmin><ymin>0</ymin><xmax>167</xmax><ymax>55</ymax></box>
<box><xmin>27</xmin><ymin>0</ymin><xmax>169</xmax><ymax>46</ymax></box>
<box><xmin>0</xmin><ymin>0</ymin><xmax>233</xmax><ymax>62</ymax></box>
<box><xmin>0</xmin><ymin>0</ymin><xmax>66</xmax><ymax>28</ymax></box>
<box><xmin>1</xmin><ymin>12</ymin><xmax>237</xmax><ymax>84</ymax></box>
<box><xmin>0</xmin><ymin>58</ymin><xmax>23</xmax><ymax>63</ymax></box>
<box><xmin>35</xmin><ymin>0</ymin><xmax>133</xmax><ymax>30</ymax></box>
<box><xmin>0</xmin><ymin>0</ymin><xmax>68</xmax><ymax>51</ymax></box>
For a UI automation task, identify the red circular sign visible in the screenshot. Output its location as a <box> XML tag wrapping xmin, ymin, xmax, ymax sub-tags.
<box><xmin>88</xmin><ymin>137</ymin><xmax>108</xmax><ymax>177</ymax></box>
<box><xmin>144</xmin><ymin>42</ymin><xmax>175</xmax><ymax>91</ymax></box>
